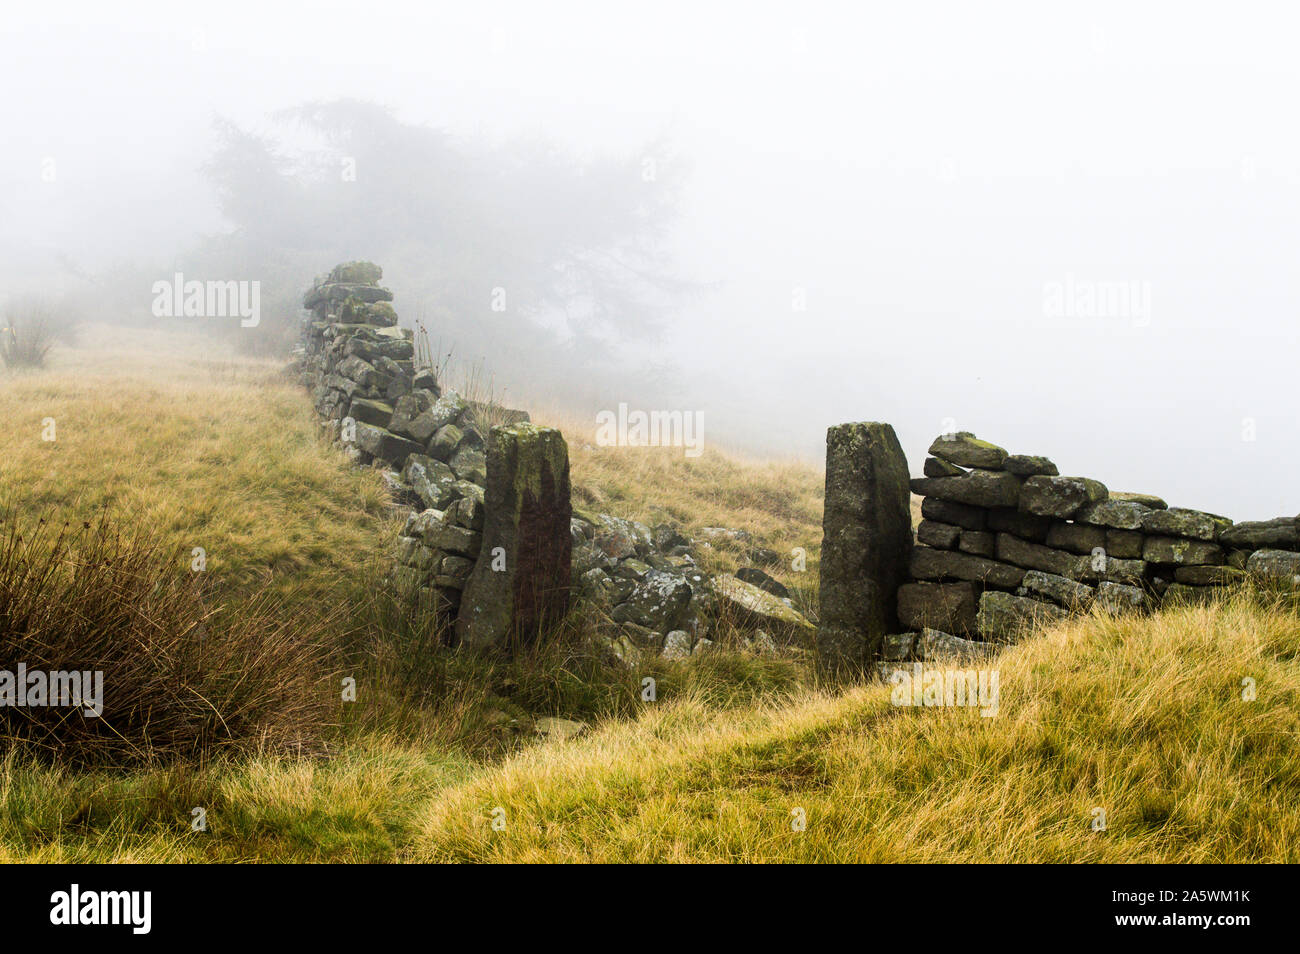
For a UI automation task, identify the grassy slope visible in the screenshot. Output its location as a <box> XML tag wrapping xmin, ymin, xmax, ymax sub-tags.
<box><xmin>411</xmin><ymin>595</ymin><xmax>1300</xmax><ymax>862</ymax></box>
<box><xmin>1</xmin><ymin>325</ymin><xmax>393</xmax><ymax>596</ymax></box>
<box><xmin>1</xmin><ymin>328</ymin><xmax>1296</xmax><ymax>862</ymax></box>
<box><xmin>5</xmin><ymin>594</ymin><xmax>1295</xmax><ymax>862</ymax></box>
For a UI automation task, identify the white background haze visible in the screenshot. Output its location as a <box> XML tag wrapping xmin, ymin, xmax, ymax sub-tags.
<box><xmin>4</xmin><ymin>0</ymin><xmax>1298</xmax><ymax>518</ymax></box>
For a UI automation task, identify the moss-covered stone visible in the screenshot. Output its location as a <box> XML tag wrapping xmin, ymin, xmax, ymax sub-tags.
<box><xmin>1004</xmin><ymin>454</ymin><xmax>1058</xmax><ymax>476</ymax></box>
<box><xmin>401</xmin><ymin>454</ymin><xmax>459</xmax><ymax>511</ymax></box>
<box><xmin>428</xmin><ymin>423</ymin><xmax>464</xmax><ymax>462</ymax></box>
<box><xmin>353</xmin><ymin>422</ymin><xmax>422</xmax><ymax>467</ymax></box>
<box><xmin>975</xmin><ymin>590</ymin><xmax>1066</xmax><ymax>640</ymax></box>
<box><xmin>363</xmin><ymin>301</ymin><xmax>399</xmax><ymax>326</ymax></box>
<box><xmin>1019</xmin><ymin>475</ymin><xmax>1108</xmax><ymax>519</ymax></box>
<box><xmin>1220</xmin><ymin>517</ymin><xmax>1300</xmax><ymax>550</ymax></box>
<box><xmin>455</xmin><ymin>425</ymin><xmax>572</xmax><ymax>652</ymax></box>
<box><xmin>714</xmin><ymin>573</ymin><xmax>815</xmax><ymax>640</ymax></box>
<box><xmin>928</xmin><ymin>432</ymin><xmax>1008</xmax><ymax>469</ymax></box>
<box><xmin>1142</xmin><ymin>536</ymin><xmax>1224</xmax><ymax>566</ymax></box>
<box><xmin>911</xmin><ymin>469</ymin><xmax>1022</xmax><ymax>508</ymax></box>
<box><xmin>1140</xmin><ymin>507</ymin><xmax>1232</xmax><ymax>542</ymax></box>
<box><xmin>818</xmin><ymin>422</ymin><xmax>912</xmax><ymax>671</ymax></box>
<box><xmin>329</xmin><ymin>261</ymin><xmax>383</xmax><ymax>284</ymax></box>
<box><xmin>1245</xmin><ymin>549</ymin><xmax>1300</xmax><ymax>580</ymax></box>
<box><xmin>923</xmin><ymin>456</ymin><xmax>966</xmax><ymax>477</ymax></box>
<box><xmin>346</xmin><ymin>397</ymin><xmax>393</xmax><ymax>428</ymax></box>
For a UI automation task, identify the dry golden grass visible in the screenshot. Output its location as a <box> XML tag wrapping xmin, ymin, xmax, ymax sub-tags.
<box><xmin>4</xmin><ymin>326</ymin><xmax>1294</xmax><ymax>863</ymax></box>
<box><xmin>396</xmin><ymin>591</ymin><xmax>1299</xmax><ymax>862</ymax></box>
<box><xmin>0</xmin><ymin>324</ymin><xmax>394</xmax><ymax>595</ymax></box>
<box><xmin>4</xmin><ymin>590</ymin><xmax>1294</xmax><ymax>862</ymax></box>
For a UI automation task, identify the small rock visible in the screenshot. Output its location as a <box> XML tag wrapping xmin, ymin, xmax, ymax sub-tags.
<box><xmin>661</xmin><ymin>630</ymin><xmax>693</xmax><ymax>660</ymax></box>
<box><xmin>881</xmin><ymin>631</ymin><xmax>916</xmax><ymax>661</ymax></box>
<box><xmin>1245</xmin><ymin>549</ymin><xmax>1300</xmax><ymax>581</ymax></box>
<box><xmin>918</xmin><ymin>628</ymin><xmax>994</xmax><ymax>661</ymax></box>
<box><xmin>652</xmin><ymin>523</ymin><xmax>691</xmax><ymax>552</ymax></box>
<box><xmin>1095</xmin><ymin>581</ymin><xmax>1148</xmax><ymax>614</ymax></box>
<box><xmin>1111</xmin><ymin>491</ymin><xmax>1168</xmax><ymax>510</ymax></box>
<box><xmin>735</xmin><ymin>566</ymin><xmax>791</xmax><ymax>599</ymax></box>
<box><xmin>699</xmin><ymin>526</ymin><xmax>751</xmax><ymax>544</ymax></box>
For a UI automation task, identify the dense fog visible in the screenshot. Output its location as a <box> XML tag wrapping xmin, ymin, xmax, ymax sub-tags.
<box><xmin>5</xmin><ymin>1</ymin><xmax>1299</xmax><ymax>517</ymax></box>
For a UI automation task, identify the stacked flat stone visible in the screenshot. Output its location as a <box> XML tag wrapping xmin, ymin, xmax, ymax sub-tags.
<box><xmin>296</xmin><ymin>261</ymin><xmax>527</xmax><ymax>619</ymax></box>
<box><xmin>1217</xmin><ymin>516</ymin><xmax>1300</xmax><ymax>592</ymax></box>
<box><xmin>299</xmin><ymin>260</ymin><xmax>421</xmax><ymax>442</ymax></box>
<box><xmin>892</xmin><ymin>431</ymin><xmax>1300</xmax><ymax>664</ymax></box>
<box><xmin>897</xmin><ymin>432</ymin><xmax>1175</xmax><ymax>653</ymax></box>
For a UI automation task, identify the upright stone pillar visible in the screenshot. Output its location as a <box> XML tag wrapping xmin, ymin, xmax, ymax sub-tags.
<box><xmin>455</xmin><ymin>424</ymin><xmax>572</xmax><ymax>652</ymax></box>
<box><xmin>818</xmin><ymin>422</ymin><xmax>912</xmax><ymax>671</ymax></box>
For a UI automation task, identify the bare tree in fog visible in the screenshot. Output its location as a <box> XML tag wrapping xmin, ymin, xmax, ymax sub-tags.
<box><xmin>198</xmin><ymin>100</ymin><xmax>696</xmax><ymax>408</ymax></box>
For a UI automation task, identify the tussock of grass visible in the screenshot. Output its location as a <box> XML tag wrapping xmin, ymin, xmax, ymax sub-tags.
<box><xmin>0</xmin><ymin>513</ymin><xmax>342</xmax><ymax>764</ymax></box>
<box><xmin>1</xmin><ymin>299</ymin><xmax>69</xmax><ymax>369</ymax></box>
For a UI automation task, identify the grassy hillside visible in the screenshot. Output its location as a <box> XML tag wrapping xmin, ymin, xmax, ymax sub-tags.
<box><xmin>1</xmin><ymin>328</ymin><xmax>1296</xmax><ymax>863</ymax></box>
<box><xmin>1</xmin><ymin>325</ymin><xmax>393</xmax><ymax>596</ymax></box>
<box><xmin>3</xmin><ymin>590</ymin><xmax>1295</xmax><ymax>862</ymax></box>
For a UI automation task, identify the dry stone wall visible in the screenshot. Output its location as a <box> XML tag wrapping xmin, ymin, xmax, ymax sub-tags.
<box><xmin>294</xmin><ymin>261</ymin><xmax>819</xmax><ymax>659</ymax></box>
<box><xmin>824</xmin><ymin>428</ymin><xmax>1300</xmax><ymax>670</ymax></box>
<box><xmin>295</xmin><ymin>262</ymin><xmax>571</xmax><ymax>646</ymax></box>
<box><xmin>298</xmin><ymin>288</ymin><xmax>1300</xmax><ymax>673</ymax></box>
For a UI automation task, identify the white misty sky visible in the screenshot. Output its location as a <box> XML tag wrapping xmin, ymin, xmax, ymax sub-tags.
<box><xmin>3</xmin><ymin>0</ymin><xmax>1299</xmax><ymax>518</ymax></box>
